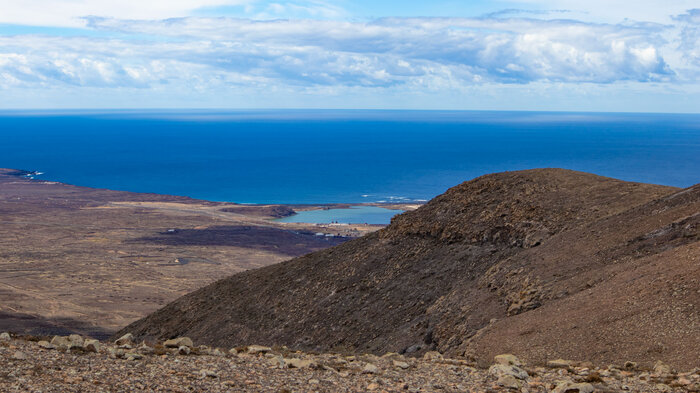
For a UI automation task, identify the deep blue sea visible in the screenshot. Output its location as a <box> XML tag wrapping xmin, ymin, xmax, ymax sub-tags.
<box><xmin>1</xmin><ymin>110</ymin><xmax>699</xmax><ymax>205</ymax></box>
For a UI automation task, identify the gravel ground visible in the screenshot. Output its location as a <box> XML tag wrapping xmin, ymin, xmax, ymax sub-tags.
<box><xmin>1</xmin><ymin>334</ymin><xmax>698</xmax><ymax>392</ymax></box>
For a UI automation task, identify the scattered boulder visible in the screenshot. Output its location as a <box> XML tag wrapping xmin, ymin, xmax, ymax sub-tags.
<box><xmin>497</xmin><ymin>375</ymin><xmax>522</xmax><ymax>390</ymax></box>
<box><xmin>494</xmin><ymin>354</ymin><xmax>522</xmax><ymax>366</ymax></box>
<box><xmin>200</xmin><ymin>369</ymin><xmax>218</xmax><ymax>378</ymax></box>
<box><xmin>552</xmin><ymin>381</ymin><xmax>595</xmax><ymax>393</ymax></box>
<box><xmin>285</xmin><ymin>358</ymin><xmax>317</xmax><ymax>369</ymax></box>
<box><xmin>228</xmin><ymin>348</ymin><xmax>239</xmax><ymax>356</ymax></box>
<box><xmin>50</xmin><ymin>335</ymin><xmax>85</xmax><ymax>351</ymax></box>
<box><xmin>488</xmin><ymin>364</ymin><xmax>529</xmax><ymax>380</ymax></box>
<box><xmin>37</xmin><ymin>340</ymin><xmax>56</xmax><ymax>350</ymax></box>
<box><xmin>137</xmin><ymin>344</ymin><xmax>155</xmax><ymax>355</ymax></box>
<box><xmin>164</xmin><ymin>337</ymin><xmax>193</xmax><ymax>348</ymax></box>
<box><xmin>404</xmin><ymin>344</ymin><xmax>424</xmax><ymax>354</ymax></box>
<box><xmin>115</xmin><ymin>333</ymin><xmax>134</xmax><ymax>347</ymax></box>
<box><xmin>269</xmin><ymin>356</ymin><xmax>285</xmax><ymax>368</ymax></box>
<box><xmin>12</xmin><ymin>351</ymin><xmax>27</xmax><ymax>360</ymax></box>
<box><xmin>547</xmin><ymin>359</ymin><xmax>576</xmax><ymax>369</ymax></box>
<box><xmin>83</xmin><ymin>339</ymin><xmax>101</xmax><ymax>353</ymax></box>
<box><xmin>68</xmin><ymin>334</ymin><xmax>84</xmax><ymax>347</ymax></box>
<box><xmin>246</xmin><ymin>345</ymin><xmax>272</xmax><ymax>355</ymax></box>
<box><xmin>393</xmin><ymin>360</ymin><xmax>410</xmax><ymax>370</ymax></box>
<box><xmin>108</xmin><ymin>347</ymin><xmax>125</xmax><ymax>359</ymax></box>
<box><xmin>654</xmin><ymin>361</ymin><xmax>673</xmax><ymax>375</ymax></box>
<box><xmin>423</xmin><ymin>351</ymin><xmax>443</xmax><ymax>361</ymax></box>
<box><xmin>0</xmin><ymin>332</ymin><xmax>11</xmax><ymax>341</ymax></box>
<box><xmin>126</xmin><ymin>352</ymin><xmax>143</xmax><ymax>361</ymax></box>
<box><xmin>362</xmin><ymin>363</ymin><xmax>380</xmax><ymax>374</ymax></box>
<box><xmin>655</xmin><ymin>384</ymin><xmax>673</xmax><ymax>392</ymax></box>
<box><xmin>50</xmin><ymin>335</ymin><xmax>71</xmax><ymax>348</ymax></box>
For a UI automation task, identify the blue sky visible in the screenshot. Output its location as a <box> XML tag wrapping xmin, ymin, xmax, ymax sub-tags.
<box><xmin>0</xmin><ymin>1</ymin><xmax>699</xmax><ymax>111</ymax></box>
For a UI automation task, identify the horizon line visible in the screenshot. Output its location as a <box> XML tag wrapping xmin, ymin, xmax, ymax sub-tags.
<box><xmin>1</xmin><ymin>108</ymin><xmax>699</xmax><ymax>116</ymax></box>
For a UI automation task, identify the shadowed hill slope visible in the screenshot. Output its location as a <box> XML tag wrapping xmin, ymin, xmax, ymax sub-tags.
<box><xmin>118</xmin><ymin>169</ymin><xmax>699</xmax><ymax>369</ymax></box>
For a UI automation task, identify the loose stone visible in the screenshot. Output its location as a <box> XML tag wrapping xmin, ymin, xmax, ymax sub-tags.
<box><xmin>497</xmin><ymin>375</ymin><xmax>522</xmax><ymax>390</ymax></box>
<box><xmin>246</xmin><ymin>345</ymin><xmax>272</xmax><ymax>355</ymax></box>
<box><xmin>164</xmin><ymin>337</ymin><xmax>194</xmax><ymax>348</ymax></box>
<box><xmin>552</xmin><ymin>381</ymin><xmax>595</xmax><ymax>393</ymax></box>
<box><xmin>488</xmin><ymin>364</ymin><xmax>529</xmax><ymax>380</ymax></box>
<box><xmin>83</xmin><ymin>339</ymin><xmax>101</xmax><ymax>353</ymax></box>
<box><xmin>114</xmin><ymin>333</ymin><xmax>134</xmax><ymax>346</ymax></box>
<box><xmin>37</xmin><ymin>340</ymin><xmax>56</xmax><ymax>350</ymax></box>
<box><xmin>393</xmin><ymin>360</ymin><xmax>410</xmax><ymax>370</ymax></box>
<box><xmin>12</xmin><ymin>351</ymin><xmax>27</xmax><ymax>360</ymax></box>
<box><xmin>362</xmin><ymin>363</ymin><xmax>380</xmax><ymax>374</ymax></box>
<box><xmin>494</xmin><ymin>354</ymin><xmax>522</xmax><ymax>366</ymax></box>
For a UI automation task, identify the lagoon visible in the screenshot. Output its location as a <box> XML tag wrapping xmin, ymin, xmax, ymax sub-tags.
<box><xmin>276</xmin><ymin>206</ymin><xmax>404</xmax><ymax>225</ymax></box>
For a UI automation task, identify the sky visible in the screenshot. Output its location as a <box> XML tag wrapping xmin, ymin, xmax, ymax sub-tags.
<box><xmin>0</xmin><ymin>1</ymin><xmax>699</xmax><ymax>112</ymax></box>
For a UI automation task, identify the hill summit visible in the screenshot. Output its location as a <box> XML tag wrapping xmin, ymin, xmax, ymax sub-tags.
<box><xmin>118</xmin><ymin>169</ymin><xmax>699</xmax><ymax>369</ymax></box>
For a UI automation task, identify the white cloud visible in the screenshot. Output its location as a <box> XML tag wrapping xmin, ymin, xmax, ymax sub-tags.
<box><xmin>0</xmin><ymin>0</ymin><xmax>252</xmax><ymax>27</ymax></box>
<box><xmin>507</xmin><ymin>0</ymin><xmax>699</xmax><ymax>24</ymax></box>
<box><xmin>674</xmin><ymin>10</ymin><xmax>700</xmax><ymax>67</ymax></box>
<box><xmin>75</xmin><ymin>16</ymin><xmax>676</xmax><ymax>85</ymax></box>
<box><xmin>0</xmin><ymin>0</ymin><xmax>350</xmax><ymax>27</ymax></box>
<box><xmin>0</xmin><ymin>11</ymin><xmax>698</xmax><ymax>110</ymax></box>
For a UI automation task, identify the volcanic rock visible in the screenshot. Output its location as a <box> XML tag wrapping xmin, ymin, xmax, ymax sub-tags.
<box><xmin>488</xmin><ymin>364</ymin><xmax>529</xmax><ymax>380</ymax></box>
<box><xmin>246</xmin><ymin>345</ymin><xmax>272</xmax><ymax>355</ymax></box>
<box><xmin>12</xmin><ymin>351</ymin><xmax>27</xmax><ymax>360</ymax></box>
<box><xmin>552</xmin><ymin>381</ymin><xmax>595</xmax><ymax>393</ymax></box>
<box><xmin>494</xmin><ymin>354</ymin><xmax>522</xmax><ymax>366</ymax></box>
<box><xmin>284</xmin><ymin>358</ymin><xmax>317</xmax><ymax>369</ymax></box>
<box><xmin>114</xmin><ymin>333</ymin><xmax>134</xmax><ymax>347</ymax></box>
<box><xmin>37</xmin><ymin>340</ymin><xmax>55</xmax><ymax>350</ymax></box>
<box><xmin>496</xmin><ymin>375</ymin><xmax>521</xmax><ymax>390</ymax></box>
<box><xmin>163</xmin><ymin>337</ymin><xmax>193</xmax><ymax>348</ymax></box>
<box><xmin>83</xmin><ymin>339</ymin><xmax>101</xmax><ymax>353</ymax></box>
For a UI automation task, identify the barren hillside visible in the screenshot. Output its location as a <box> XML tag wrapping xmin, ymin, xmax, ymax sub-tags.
<box><xmin>118</xmin><ymin>169</ymin><xmax>699</xmax><ymax>370</ymax></box>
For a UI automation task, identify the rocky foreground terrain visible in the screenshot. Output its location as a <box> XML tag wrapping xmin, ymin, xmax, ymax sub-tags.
<box><xmin>1</xmin><ymin>332</ymin><xmax>698</xmax><ymax>392</ymax></box>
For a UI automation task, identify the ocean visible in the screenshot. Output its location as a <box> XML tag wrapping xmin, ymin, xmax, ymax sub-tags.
<box><xmin>1</xmin><ymin>110</ymin><xmax>699</xmax><ymax>205</ymax></box>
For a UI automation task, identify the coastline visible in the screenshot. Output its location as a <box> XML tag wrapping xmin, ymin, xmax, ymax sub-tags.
<box><xmin>2</xmin><ymin>167</ymin><xmax>421</xmax><ymax>221</ymax></box>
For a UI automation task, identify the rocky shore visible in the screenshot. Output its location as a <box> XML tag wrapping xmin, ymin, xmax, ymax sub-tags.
<box><xmin>1</xmin><ymin>333</ymin><xmax>697</xmax><ymax>392</ymax></box>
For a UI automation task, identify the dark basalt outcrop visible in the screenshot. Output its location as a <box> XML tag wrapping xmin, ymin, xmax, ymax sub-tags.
<box><xmin>117</xmin><ymin>169</ymin><xmax>699</xmax><ymax>369</ymax></box>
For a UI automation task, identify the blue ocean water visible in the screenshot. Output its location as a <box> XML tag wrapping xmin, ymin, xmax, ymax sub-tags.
<box><xmin>276</xmin><ymin>206</ymin><xmax>405</xmax><ymax>225</ymax></box>
<box><xmin>0</xmin><ymin>110</ymin><xmax>698</xmax><ymax>204</ymax></box>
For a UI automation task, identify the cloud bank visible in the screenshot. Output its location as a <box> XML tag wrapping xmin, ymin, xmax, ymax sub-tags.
<box><xmin>0</xmin><ymin>9</ymin><xmax>699</xmax><ymax>110</ymax></box>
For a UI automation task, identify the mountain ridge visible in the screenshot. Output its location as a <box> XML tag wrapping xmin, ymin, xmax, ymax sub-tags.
<box><xmin>117</xmin><ymin>169</ymin><xmax>699</xmax><ymax>369</ymax></box>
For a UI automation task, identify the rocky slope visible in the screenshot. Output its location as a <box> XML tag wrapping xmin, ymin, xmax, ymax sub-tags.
<box><xmin>118</xmin><ymin>169</ymin><xmax>699</xmax><ymax>370</ymax></box>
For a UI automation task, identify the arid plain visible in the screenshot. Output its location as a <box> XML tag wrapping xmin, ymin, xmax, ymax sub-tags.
<box><xmin>0</xmin><ymin>168</ymin><xmax>411</xmax><ymax>338</ymax></box>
